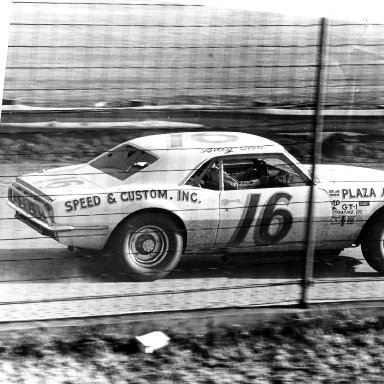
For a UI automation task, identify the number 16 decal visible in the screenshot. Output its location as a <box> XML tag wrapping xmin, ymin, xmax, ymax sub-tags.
<box><xmin>227</xmin><ymin>192</ymin><xmax>293</xmax><ymax>247</ymax></box>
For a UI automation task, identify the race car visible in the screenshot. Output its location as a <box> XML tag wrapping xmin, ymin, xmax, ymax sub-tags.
<box><xmin>7</xmin><ymin>131</ymin><xmax>384</xmax><ymax>281</ymax></box>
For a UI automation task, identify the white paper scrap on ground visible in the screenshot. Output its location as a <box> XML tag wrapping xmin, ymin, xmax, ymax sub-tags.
<box><xmin>135</xmin><ymin>331</ymin><xmax>170</xmax><ymax>353</ymax></box>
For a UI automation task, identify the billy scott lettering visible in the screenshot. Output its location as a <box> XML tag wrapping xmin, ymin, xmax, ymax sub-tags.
<box><xmin>201</xmin><ymin>145</ymin><xmax>265</xmax><ymax>155</ymax></box>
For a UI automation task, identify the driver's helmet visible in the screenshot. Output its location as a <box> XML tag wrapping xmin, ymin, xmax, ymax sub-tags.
<box><xmin>251</xmin><ymin>159</ymin><xmax>268</xmax><ymax>177</ymax></box>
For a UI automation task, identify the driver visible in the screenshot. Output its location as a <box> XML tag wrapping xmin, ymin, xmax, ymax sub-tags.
<box><xmin>273</xmin><ymin>170</ymin><xmax>294</xmax><ymax>185</ymax></box>
<box><xmin>204</xmin><ymin>163</ymin><xmax>238</xmax><ymax>190</ymax></box>
<box><xmin>236</xmin><ymin>159</ymin><xmax>293</xmax><ymax>187</ymax></box>
<box><xmin>236</xmin><ymin>159</ymin><xmax>268</xmax><ymax>188</ymax></box>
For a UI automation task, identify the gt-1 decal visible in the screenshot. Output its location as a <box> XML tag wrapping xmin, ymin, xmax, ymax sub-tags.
<box><xmin>333</xmin><ymin>203</ymin><xmax>363</xmax><ymax>215</ymax></box>
<box><xmin>331</xmin><ymin>202</ymin><xmax>365</xmax><ymax>226</ymax></box>
<box><xmin>227</xmin><ymin>192</ymin><xmax>293</xmax><ymax>247</ymax></box>
<box><xmin>332</xmin><ymin>189</ymin><xmax>374</xmax><ymax>225</ymax></box>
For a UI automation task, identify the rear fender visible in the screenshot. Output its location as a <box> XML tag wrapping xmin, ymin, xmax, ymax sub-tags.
<box><xmin>104</xmin><ymin>208</ymin><xmax>187</xmax><ymax>252</ymax></box>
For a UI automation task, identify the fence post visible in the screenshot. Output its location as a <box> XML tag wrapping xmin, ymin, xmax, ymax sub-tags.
<box><xmin>300</xmin><ymin>17</ymin><xmax>330</xmax><ymax>307</ymax></box>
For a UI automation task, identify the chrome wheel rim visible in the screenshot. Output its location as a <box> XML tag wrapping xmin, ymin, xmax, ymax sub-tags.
<box><xmin>124</xmin><ymin>225</ymin><xmax>169</xmax><ymax>267</ymax></box>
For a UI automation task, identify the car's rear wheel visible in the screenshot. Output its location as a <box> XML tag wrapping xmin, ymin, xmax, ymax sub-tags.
<box><xmin>112</xmin><ymin>213</ymin><xmax>183</xmax><ymax>281</ymax></box>
<box><xmin>361</xmin><ymin>218</ymin><xmax>384</xmax><ymax>273</ymax></box>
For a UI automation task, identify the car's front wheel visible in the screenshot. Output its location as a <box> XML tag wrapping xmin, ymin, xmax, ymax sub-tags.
<box><xmin>361</xmin><ymin>217</ymin><xmax>384</xmax><ymax>273</ymax></box>
<box><xmin>112</xmin><ymin>213</ymin><xmax>183</xmax><ymax>281</ymax></box>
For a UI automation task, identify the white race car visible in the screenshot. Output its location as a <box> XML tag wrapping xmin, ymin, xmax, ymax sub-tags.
<box><xmin>7</xmin><ymin>131</ymin><xmax>384</xmax><ymax>280</ymax></box>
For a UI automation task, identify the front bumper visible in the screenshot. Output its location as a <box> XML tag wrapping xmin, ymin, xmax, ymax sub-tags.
<box><xmin>7</xmin><ymin>200</ymin><xmax>108</xmax><ymax>233</ymax></box>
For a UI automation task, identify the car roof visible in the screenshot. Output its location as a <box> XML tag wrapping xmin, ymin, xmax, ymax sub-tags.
<box><xmin>122</xmin><ymin>132</ymin><xmax>284</xmax><ymax>185</ymax></box>
<box><xmin>130</xmin><ymin>131</ymin><xmax>280</xmax><ymax>156</ymax></box>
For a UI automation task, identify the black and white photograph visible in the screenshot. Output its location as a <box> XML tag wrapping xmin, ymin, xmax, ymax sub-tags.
<box><xmin>1</xmin><ymin>0</ymin><xmax>384</xmax><ymax>382</ymax></box>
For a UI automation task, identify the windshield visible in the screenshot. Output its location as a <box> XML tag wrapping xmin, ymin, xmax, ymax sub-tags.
<box><xmin>89</xmin><ymin>144</ymin><xmax>157</xmax><ymax>181</ymax></box>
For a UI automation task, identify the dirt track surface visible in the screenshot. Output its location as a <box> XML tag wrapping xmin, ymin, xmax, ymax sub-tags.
<box><xmin>1</xmin><ymin>163</ymin><xmax>383</xmax><ymax>323</ymax></box>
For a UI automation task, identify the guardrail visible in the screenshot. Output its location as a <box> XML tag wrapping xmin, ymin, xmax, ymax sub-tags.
<box><xmin>4</xmin><ymin>104</ymin><xmax>384</xmax><ymax>116</ymax></box>
<box><xmin>0</xmin><ymin>120</ymin><xmax>205</xmax><ymax>133</ymax></box>
<box><xmin>2</xmin><ymin>106</ymin><xmax>384</xmax><ymax>134</ymax></box>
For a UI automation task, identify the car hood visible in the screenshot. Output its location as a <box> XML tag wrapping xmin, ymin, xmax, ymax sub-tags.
<box><xmin>16</xmin><ymin>164</ymin><xmax>111</xmax><ymax>199</ymax></box>
<box><xmin>304</xmin><ymin>164</ymin><xmax>384</xmax><ymax>183</ymax></box>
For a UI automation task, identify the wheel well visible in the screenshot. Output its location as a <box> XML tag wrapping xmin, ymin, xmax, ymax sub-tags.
<box><xmin>104</xmin><ymin>208</ymin><xmax>188</xmax><ymax>251</ymax></box>
<box><xmin>357</xmin><ymin>205</ymin><xmax>384</xmax><ymax>245</ymax></box>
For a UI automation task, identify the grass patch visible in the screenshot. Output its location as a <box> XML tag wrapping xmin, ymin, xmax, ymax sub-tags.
<box><xmin>1</xmin><ymin>311</ymin><xmax>384</xmax><ymax>383</ymax></box>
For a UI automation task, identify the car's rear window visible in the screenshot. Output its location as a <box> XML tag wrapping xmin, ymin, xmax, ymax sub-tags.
<box><xmin>89</xmin><ymin>144</ymin><xmax>157</xmax><ymax>181</ymax></box>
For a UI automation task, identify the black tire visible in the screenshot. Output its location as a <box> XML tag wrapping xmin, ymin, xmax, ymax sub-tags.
<box><xmin>361</xmin><ymin>218</ymin><xmax>384</xmax><ymax>273</ymax></box>
<box><xmin>112</xmin><ymin>213</ymin><xmax>183</xmax><ymax>281</ymax></box>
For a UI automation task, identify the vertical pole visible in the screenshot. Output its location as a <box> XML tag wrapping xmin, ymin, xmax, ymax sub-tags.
<box><xmin>300</xmin><ymin>17</ymin><xmax>329</xmax><ymax>307</ymax></box>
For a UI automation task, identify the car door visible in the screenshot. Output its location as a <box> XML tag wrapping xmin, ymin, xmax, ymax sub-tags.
<box><xmin>215</xmin><ymin>154</ymin><xmax>331</xmax><ymax>253</ymax></box>
<box><xmin>181</xmin><ymin>159</ymin><xmax>223</xmax><ymax>252</ymax></box>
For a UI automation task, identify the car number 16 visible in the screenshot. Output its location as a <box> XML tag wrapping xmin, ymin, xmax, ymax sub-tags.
<box><xmin>227</xmin><ymin>192</ymin><xmax>293</xmax><ymax>247</ymax></box>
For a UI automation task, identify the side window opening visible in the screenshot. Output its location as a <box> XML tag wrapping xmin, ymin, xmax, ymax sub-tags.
<box><xmin>186</xmin><ymin>160</ymin><xmax>219</xmax><ymax>190</ymax></box>
<box><xmin>222</xmin><ymin>156</ymin><xmax>308</xmax><ymax>190</ymax></box>
<box><xmin>260</xmin><ymin>157</ymin><xmax>306</xmax><ymax>187</ymax></box>
<box><xmin>186</xmin><ymin>160</ymin><xmax>238</xmax><ymax>190</ymax></box>
<box><xmin>186</xmin><ymin>155</ymin><xmax>308</xmax><ymax>191</ymax></box>
<box><xmin>224</xmin><ymin>159</ymin><xmax>267</xmax><ymax>190</ymax></box>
